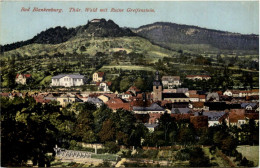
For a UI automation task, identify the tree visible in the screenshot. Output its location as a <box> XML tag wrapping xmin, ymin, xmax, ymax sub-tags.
<box><xmin>1</xmin><ymin>96</ymin><xmax>64</xmax><ymax>167</ymax></box>
<box><xmin>104</xmin><ymin>141</ymin><xmax>120</xmax><ymax>154</ymax></box>
<box><xmin>98</xmin><ymin>119</ymin><xmax>116</xmax><ymax>142</ymax></box>
<box><xmin>73</xmin><ymin>103</ymin><xmax>97</xmax><ymax>143</ymax></box>
<box><xmin>119</xmin><ymin>78</ymin><xmax>131</xmax><ymax>92</ymax></box>
<box><xmin>157</xmin><ymin>113</ymin><xmax>177</xmax><ymax>145</ymax></box>
<box><xmin>134</xmin><ymin>77</ymin><xmax>145</xmax><ymax>91</ymax></box>
<box><xmin>189</xmin><ymin>147</ymin><xmax>210</xmax><ymax>167</ymax></box>
<box><xmin>93</xmin><ymin>104</ymin><xmax>112</xmax><ymax>134</ymax></box>
<box><xmin>221</xmin><ymin>136</ymin><xmax>238</xmax><ymax>155</ymax></box>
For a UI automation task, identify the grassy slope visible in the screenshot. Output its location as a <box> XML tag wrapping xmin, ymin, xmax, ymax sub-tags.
<box><xmin>237</xmin><ymin>145</ymin><xmax>259</xmax><ymax>166</ymax></box>
<box><xmin>1</xmin><ymin>36</ymin><xmax>175</xmax><ymax>61</ymax></box>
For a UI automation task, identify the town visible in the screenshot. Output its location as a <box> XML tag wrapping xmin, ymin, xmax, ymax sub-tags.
<box><xmin>1</xmin><ymin>70</ymin><xmax>258</xmax><ymax>167</ymax></box>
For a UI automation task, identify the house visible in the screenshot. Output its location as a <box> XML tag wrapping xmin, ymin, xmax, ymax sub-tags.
<box><xmin>171</xmin><ymin>108</ymin><xmax>191</xmax><ymax>114</ymax></box>
<box><xmin>133</xmin><ymin>103</ymin><xmax>165</xmax><ymax>114</ymax></box>
<box><xmin>206</xmin><ymin>92</ymin><xmax>220</xmax><ymax>102</ymax></box>
<box><xmin>93</xmin><ymin>72</ymin><xmax>105</xmax><ymax>82</ymax></box>
<box><xmin>163</xmin><ymin>89</ymin><xmax>177</xmax><ymax>93</ymax></box>
<box><xmin>176</xmin><ymin>88</ymin><xmax>189</xmax><ymax>94</ymax></box>
<box><xmin>191</xmin><ymin>102</ymin><xmax>205</xmax><ymax>111</ymax></box>
<box><xmin>121</xmin><ymin>91</ymin><xmax>134</xmax><ymax>101</ymax></box>
<box><xmin>199</xmin><ymin>95</ymin><xmax>206</xmax><ymax>102</ymax></box>
<box><xmin>188</xmin><ymin>90</ymin><xmax>197</xmax><ymax>96</ymax></box>
<box><xmin>87</xmin><ymin>97</ymin><xmax>104</xmax><ymax>108</ymax></box>
<box><xmin>224</xmin><ymin>90</ymin><xmax>240</xmax><ymax>97</ymax></box>
<box><xmin>194</xmin><ymin>111</ymin><xmax>226</xmax><ymax>127</ymax></box>
<box><xmin>144</xmin><ymin>123</ymin><xmax>158</xmax><ymax>132</ymax></box>
<box><xmin>51</xmin><ymin>74</ymin><xmax>85</xmax><ymax>87</ymax></box>
<box><xmin>105</xmin><ymin>97</ymin><xmax>131</xmax><ymax>112</ymax></box>
<box><xmin>161</xmin><ymin>76</ymin><xmax>181</xmax><ymax>88</ymax></box>
<box><xmin>56</xmin><ymin>94</ymin><xmax>83</xmax><ymax>107</ymax></box>
<box><xmin>186</xmin><ymin>75</ymin><xmax>211</xmax><ymax>80</ymax></box>
<box><xmin>241</xmin><ymin>103</ymin><xmax>258</xmax><ymax>111</ymax></box>
<box><xmin>251</xmin><ymin>89</ymin><xmax>259</xmax><ymax>96</ymax></box>
<box><xmin>189</xmin><ymin>94</ymin><xmax>200</xmax><ymax>102</ymax></box>
<box><xmin>97</xmin><ymin>82</ymin><xmax>111</xmax><ymax>92</ymax></box>
<box><xmin>227</xmin><ymin>109</ymin><xmax>259</xmax><ymax>127</ymax></box>
<box><xmin>163</xmin><ymin>93</ymin><xmax>189</xmax><ymax>102</ymax></box>
<box><xmin>148</xmin><ymin>113</ymin><xmax>163</xmax><ymax>124</ymax></box>
<box><xmin>15</xmin><ymin>74</ymin><xmax>31</xmax><ymax>85</ymax></box>
<box><xmin>98</xmin><ymin>95</ymin><xmax>110</xmax><ymax>103</ymax></box>
<box><xmin>127</xmin><ymin>86</ymin><xmax>141</xmax><ymax>96</ymax></box>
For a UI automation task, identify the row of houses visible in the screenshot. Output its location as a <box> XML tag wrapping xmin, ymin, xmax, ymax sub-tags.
<box><xmin>15</xmin><ymin>72</ymin><xmax>106</xmax><ymax>87</ymax></box>
<box><xmin>1</xmin><ymin>88</ymin><xmax>258</xmax><ymax>130</ymax></box>
<box><xmin>159</xmin><ymin>75</ymin><xmax>211</xmax><ymax>89</ymax></box>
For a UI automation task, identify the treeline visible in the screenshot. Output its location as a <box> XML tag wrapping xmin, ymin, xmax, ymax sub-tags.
<box><xmin>1</xmin><ymin>96</ymin><xmax>147</xmax><ymax>166</ymax></box>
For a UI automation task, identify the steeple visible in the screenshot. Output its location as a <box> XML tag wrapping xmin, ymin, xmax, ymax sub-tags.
<box><xmin>153</xmin><ymin>71</ymin><xmax>161</xmax><ymax>86</ymax></box>
<box><xmin>152</xmin><ymin>71</ymin><xmax>162</xmax><ymax>101</ymax></box>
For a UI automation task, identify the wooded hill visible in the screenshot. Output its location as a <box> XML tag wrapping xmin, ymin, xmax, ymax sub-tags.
<box><xmin>132</xmin><ymin>22</ymin><xmax>259</xmax><ymax>53</ymax></box>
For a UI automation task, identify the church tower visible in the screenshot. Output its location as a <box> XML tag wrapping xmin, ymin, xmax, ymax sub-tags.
<box><xmin>153</xmin><ymin>71</ymin><xmax>162</xmax><ymax>101</ymax></box>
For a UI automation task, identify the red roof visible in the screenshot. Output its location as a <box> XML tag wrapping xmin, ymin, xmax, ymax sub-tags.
<box><xmin>96</xmin><ymin>81</ymin><xmax>112</xmax><ymax>86</ymax></box>
<box><xmin>97</xmin><ymin>72</ymin><xmax>105</xmax><ymax>77</ymax></box>
<box><xmin>190</xmin><ymin>116</ymin><xmax>208</xmax><ymax>128</ymax></box>
<box><xmin>216</xmin><ymin>91</ymin><xmax>223</xmax><ymax>95</ymax></box>
<box><xmin>193</xmin><ymin>102</ymin><xmax>204</xmax><ymax>108</ymax></box>
<box><xmin>245</xmin><ymin>113</ymin><xmax>259</xmax><ymax>120</ymax></box>
<box><xmin>198</xmin><ymin>95</ymin><xmax>206</xmax><ymax>99</ymax></box>
<box><xmin>106</xmin><ymin>97</ymin><xmax>131</xmax><ymax>111</ymax></box>
<box><xmin>189</xmin><ymin>94</ymin><xmax>200</xmax><ymax>98</ymax></box>
<box><xmin>229</xmin><ymin>109</ymin><xmax>245</xmax><ymax>123</ymax></box>
<box><xmin>171</xmin><ymin>113</ymin><xmax>194</xmax><ymax>121</ymax></box>
<box><xmin>128</xmin><ymin>86</ymin><xmax>141</xmax><ymax>92</ymax></box>
<box><xmin>16</xmin><ymin>73</ymin><xmax>31</xmax><ymax>78</ymax></box>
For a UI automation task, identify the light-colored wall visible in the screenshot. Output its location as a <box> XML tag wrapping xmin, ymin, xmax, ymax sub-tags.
<box><xmin>51</xmin><ymin>76</ymin><xmax>84</xmax><ymax>87</ymax></box>
<box><xmin>93</xmin><ymin>73</ymin><xmax>103</xmax><ymax>82</ymax></box>
<box><xmin>164</xmin><ymin>98</ymin><xmax>189</xmax><ymax>102</ymax></box>
<box><xmin>16</xmin><ymin>75</ymin><xmax>27</xmax><ymax>85</ymax></box>
<box><xmin>56</xmin><ymin>97</ymin><xmax>76</xmax><ymax>107</ymax></box>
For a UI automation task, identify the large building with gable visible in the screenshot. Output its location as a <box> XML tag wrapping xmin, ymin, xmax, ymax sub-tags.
<box><xmin>51</xmin><ymin>74</ymin><xmax>85</xmax><ymax>87</ymax></box>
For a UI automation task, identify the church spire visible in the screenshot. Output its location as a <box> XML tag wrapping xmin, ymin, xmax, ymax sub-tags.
<box><xmin>153</xmin><ymin>71</ymin><xmax>161</xmax><ymax>86</ymax></box>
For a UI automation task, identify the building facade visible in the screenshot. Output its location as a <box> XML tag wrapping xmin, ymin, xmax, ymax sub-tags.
<box><xmin>51</xmin><ymin>74</ymin><xmax>85</xmax><ymax>87</ymax></box>
<box><xmin>152</xmin><ymin>71</ymin><xmax>163</xmax><ymax>101</ymax></box>
<box><xmin>93</xmin><ymin>72</ymin><xmax>105</xmax><ymax>82</ymax></box>
<box><xmin>15</xmin><ymin>74</ymin><xmax>31</xmax><ymax>85</ymax></box>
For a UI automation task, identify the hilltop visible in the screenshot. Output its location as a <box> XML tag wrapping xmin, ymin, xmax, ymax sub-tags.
<box><xmin>1</xmin><ymin>19</ymin><xmax>135</xmax><ymax>52</ymax></box>
<box><xmin>132</xmin><ymin>22</ymin><xmax>259</xmax><ymax>53</ymax></box>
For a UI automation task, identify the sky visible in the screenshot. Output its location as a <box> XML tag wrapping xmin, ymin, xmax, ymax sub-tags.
<box><xmin>0</xmin><ymin>1</ymin><xmax>259</xmax><ymax>45</ymax></box>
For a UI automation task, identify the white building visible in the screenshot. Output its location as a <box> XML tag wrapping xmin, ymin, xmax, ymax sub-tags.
<box><xmin>162</xmin><ymin>76</ymin><xmax>181</xmax><ymax>88</ymax></box>
<box><xmin>98</xmin><ymin>82</ymin><xmax>111</xmax><ymax>92</ymax></box>
<box><xmin>93</xmin><ymin>72</ymin><xmax>105</xmax><ymax>82</ymax></box>
<box><xmin>51</xmin><ymin>74</ymin><xmax>85</xmax><ymax>87</ymax></box>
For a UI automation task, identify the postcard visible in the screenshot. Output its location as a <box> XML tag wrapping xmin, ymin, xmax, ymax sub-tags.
<box><xmin>0</xmin><ymin>1</ymin><xmax>259</xmax><ymax>167</ymax></box>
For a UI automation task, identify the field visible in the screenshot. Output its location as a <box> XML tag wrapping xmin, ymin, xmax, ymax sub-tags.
<box><xmin>237</xmin><ymin>145</ymin><xmax>259</xmax><ymax>166</ymax></box>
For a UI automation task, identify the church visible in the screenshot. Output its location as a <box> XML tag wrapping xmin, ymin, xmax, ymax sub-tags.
<box><xmin>152</xmin><ymin>71</ymin><xmax>189</xmax><ymax>102</ymax></box>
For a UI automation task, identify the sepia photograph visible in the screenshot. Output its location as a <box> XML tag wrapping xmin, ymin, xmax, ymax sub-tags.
<box><xmin>0</xmin><ymin>0</ymin><xmax>259</xmax><ymax>167</ymax></box>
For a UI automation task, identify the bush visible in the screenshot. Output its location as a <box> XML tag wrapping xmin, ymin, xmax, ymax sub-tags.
<box><xmin>175</xmin><ymin>148</ymin><xmax>191</xmax><ymax>161</ymax></box>
<box><xmin>104</xmin><ymin>141</ymin><xmax>120</xmax><ymax>154</ymax></box>
<box><xmin>189</xmin><ymin>147</ymin><xmax>210</xmax><ymax>167</ymax></box>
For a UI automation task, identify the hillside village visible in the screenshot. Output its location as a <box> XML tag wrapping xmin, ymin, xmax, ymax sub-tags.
<box><xmin>3</xmin><ymin>71</ymin><xmax>259</xmax><ymax>130</ymax></box>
